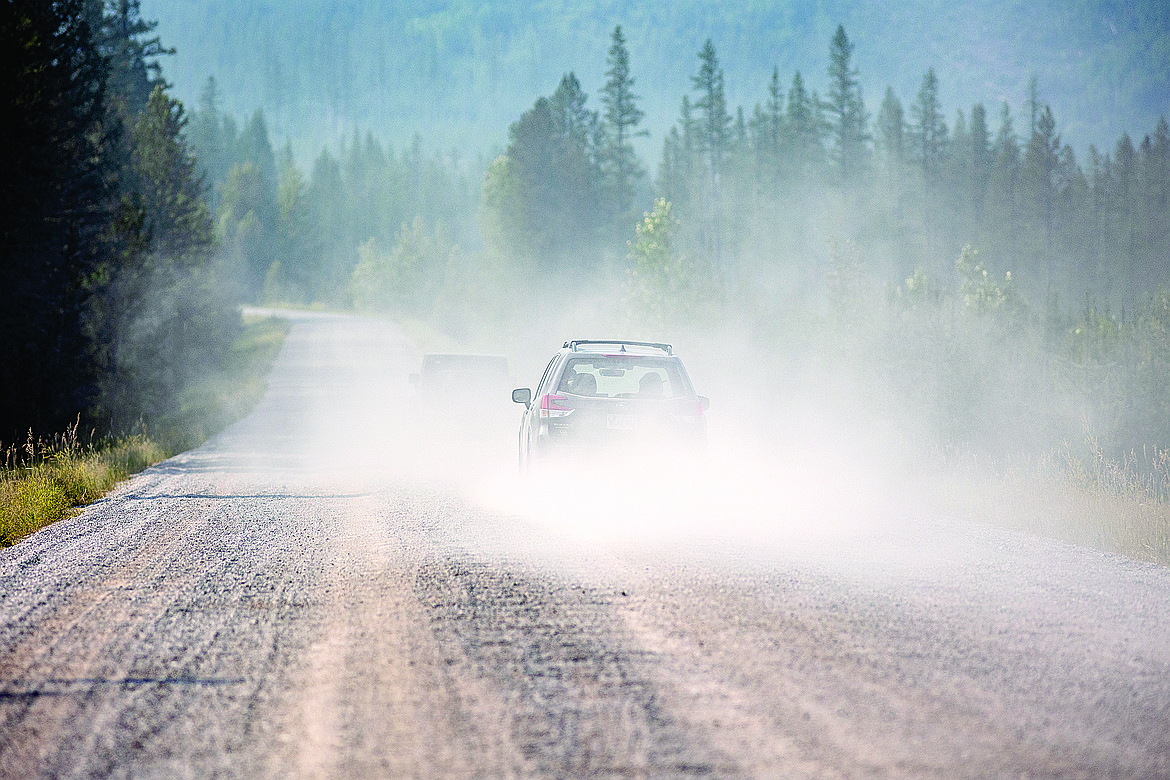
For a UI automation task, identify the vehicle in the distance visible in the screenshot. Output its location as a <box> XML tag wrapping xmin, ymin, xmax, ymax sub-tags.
<box><xmin>409</xmin><ymin>353</ymin><xmax>515</xmax><ymax>447</ymax></box>
<box><xmin>511</xmin><ymin>340</ymin><xmax>709</xmax><ymax>470</ymax></box>
<box><xmin>410</xmin><ymin>353</ymin><xmax>510</xmax><ymax>404</ymax></box>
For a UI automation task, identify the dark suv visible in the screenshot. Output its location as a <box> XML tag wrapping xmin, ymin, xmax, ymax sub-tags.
<box><xmin>511</xmin><ymin>340</ymin><xmax>709</xmax><ymax>470</ymax></box>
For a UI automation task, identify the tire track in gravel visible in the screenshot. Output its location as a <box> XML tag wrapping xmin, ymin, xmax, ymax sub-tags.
<box><xmin>268</xmin><ymin>486</ymin><xmax>530</xmax><ymax>779</ymax></box>
<box><xmin>591</xmin><ymin>530</ymin><xmax>1170</xmax><ymax>779</ymax></box>
<box><xmin>398</xmin><ymin>487</ymin><xmax>743</xmax><ymax>779</ymax></box>
<box><xmin>416</xmin><ymin>559</ymin><xmax>735</xmax><ymax>777</ymax></box>
<box><xmin>0</xmin><ymin>480</ymin><xmax>217</xmax><ymax>777</ymax></box>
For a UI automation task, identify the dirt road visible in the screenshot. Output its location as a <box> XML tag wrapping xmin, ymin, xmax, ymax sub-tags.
<box><xmin>1</xmin><ymin>312</ymin><xmax>1168</xmax><ymax>778</ymax></box>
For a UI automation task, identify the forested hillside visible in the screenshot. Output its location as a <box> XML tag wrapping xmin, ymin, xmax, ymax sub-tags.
<box><xmin>141</xmin><ymin>0</ymin><xmax>1168</xmax><ymax>162</ymax></box>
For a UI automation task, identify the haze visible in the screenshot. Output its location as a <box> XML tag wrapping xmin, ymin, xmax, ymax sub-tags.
<box><xmin>125</xmin><ymin>0</ymin><xmax>1170</xmax><ymax>561</ymax></box>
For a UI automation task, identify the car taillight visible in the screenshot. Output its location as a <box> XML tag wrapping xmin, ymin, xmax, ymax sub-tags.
<box><xmin>673</xmin><ymin>400</ymin><xmax>705</xmax><ymax>418</ymax></box>
<box><xmin>539</xmin><ymin>394</ymin><xmax>573</xmax><ymax>418</ymax></box>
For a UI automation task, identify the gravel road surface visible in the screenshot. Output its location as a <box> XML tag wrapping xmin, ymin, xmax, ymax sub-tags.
<box><xmin>1</xmin><ymin>311</ymin><xmax>1168</xmax><ymax>778</ymax></box>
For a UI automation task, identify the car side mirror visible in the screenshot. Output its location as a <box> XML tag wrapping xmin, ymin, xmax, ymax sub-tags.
<box><xmin>698</xmin><ymin>396</ymin><xmax>710</xmax><ymax>412</ymax></box>
<box><xmin>512</xmin><ymin>388</ymin><xmax>532</xmax><ymax>407</ymax></box>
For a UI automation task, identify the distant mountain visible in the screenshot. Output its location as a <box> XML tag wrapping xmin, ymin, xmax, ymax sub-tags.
<box><xmin>140</xmin><ymin>0</ymin><xmax>1168</xmax><ymax>166</ymax></box>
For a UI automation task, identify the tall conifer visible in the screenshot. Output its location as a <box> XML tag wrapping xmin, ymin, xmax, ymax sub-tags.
<box><xmin>692</xmin><ymin>39</ymin><xmax>731</xmax><ymax>181</ymax></box>
<box><xmin>0</xmin><ymin>0</ymin><xmax>112</xmax><ymax>437</ymax></box>
<box><xmin>825</xmin><ymin>25</ymin><xmax>868</xmax><ymax>183</ymax></box>
<box><xmin>600</xmin><ymin>25</ymin><xmax>646</xmax><ymax>215</ymax></box>
<box><xmin>786</xmin><ymin>71</ymin><xmax>820</xmax><ymax>179</ymax></box>
<box><xmin>910</xmin><ymin>68</ymin><xmax>948</xmax><ymax>181</ymax></box>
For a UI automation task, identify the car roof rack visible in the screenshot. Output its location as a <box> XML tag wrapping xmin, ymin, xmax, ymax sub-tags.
<box><xmin>565</xmin><ymin>340</ymin><xmax>673</xmax><ymax>355</ymax></box>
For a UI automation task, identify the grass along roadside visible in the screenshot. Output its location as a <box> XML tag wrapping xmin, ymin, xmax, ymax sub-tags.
<box><xmin>0</xmin><ymin>313</ymin><xmax>290</xmax><ymax>547</ymax></box>
<box><xmin>925</xmin><ymin>443</ymin><xmax>1170</xmax><ymax>567</ymax></box>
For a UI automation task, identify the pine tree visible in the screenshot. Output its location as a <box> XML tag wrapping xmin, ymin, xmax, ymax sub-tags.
<box><xmin>188</xmin><ymin>76</ymin><xmax>230</xmax><ymax>205</ymax></box>
<box><xmin>600</xmin><ymin>25</ymin><xmax>646</xmax><ymax>217</ymax></box>
<box><xmin>1023</xmin><ymin>105</ymin><xmax>1060</xmax><ymax>256</ymax></box>
<box><xmin>874</xmin><ymin>86</ymin><xmax>905</xmax><ymax>223</ymax></box>
<box><xmin>343</xmin><ymin>130</ymin><xmax>376</xmax><ymax>247</ymax></box>
<box><xmin>988</xmin><ymin>102</ymin><xmax>1021</xmax><ymax>255</ymax></box>
<box><xmin>0</xmin><ymin>0</ymin><xmax>113</xmax><ymax>438</ymax></box>
<box><xmin>218</xmin><ymin>161</ymin><xmax>277</xmax><ymax>299</ymax></box>
<box><xmin>658</xmin><ymin>96</ymin><xmax>699</xmax><ymax>210</ymax></box>
<box><xmin>237</xmin><ymin>110</ymin><xmax>279</xmax><ymax>205</ymax></box>
<box><xmin>307</xmin><ymin>147</ymin><xmax>350</xmax><ymax>300</ymax></box>
<box><xmin>502</xmin><ymin>82</ymin><xmax>606</xmax><ymax>275</ymax></box>
<box><xmin>909</xmin><ymin>68</ymin><xmax>948</xmax><ymax>182</ymax></box>
<box><xmin>549</xmin><ymin>73</ymin><xmax>605</xmax><ymax>247</ymax></box>
<box><xmin>95</xmin><ymin>83</ymin><xmax>224</xmax><ymax>431</ymax></box>
<box><xmin>551</xmin><ymin>72</ymin><xmax>597</xmax><ymax>150</ymax></box>
<box><xmin>96</xmin><ymin>0</ymin><xmax>174</xmax><ymax>117</ymax></box>
<box><xmin>1137</xmin><ymin>117</ymin><xmax>1170</xmax><ymax>285</ymax></box>
<box><xmin>825</xmin><ymin>25</ymin><xmax>868</xmax><ymax>184</ymax></box>
<box><xmin>1026</xmin><ymin>75</ymin><xmax>1040</xmax><ymax>138</ymax></box>
<box><xmin>785</xmin><ymin>71</ymin><xmax>821</xmax><ymax>179</ymax></box>
<box><xmin>128</xmin><ymin>85</ymin><xmax>212</xmax><ymax>259</ymax></box>
<box><xmin>275</xmin><ymin>144</ymin><xmax>318</xmax><ymax>303</ymax></box>
<box><xmin>733</xmin><ymin>106</ymin><xmax>748</xmax><ymax>154</ymax></box>
<box><xmin>1085</xmin><ymin>144</ymin><xmax>1109</xmax><ymax>289</ymax></box>
<box><xmin>1055</xmin><ymin>142</ymin><xmax>1089</xmax><ymax>296</ymax></box>
<box><xmin>970</xmin><ymin>103</ymin><xmax>991</xmax><ymax>222</ymax></box>
<box><xmin>875</xmin><ymin>86</ymin><xmax>904</xmax><ymax>171</ymax></box>
<box><xmin>1113</xmin><ymin>132</ymin><xmax>1137</xmax><ymax>287</ymax></box>
<box><xmin>690</xmin><ymin>39</ymin><xmax>732</xmax><ymax>278</ymax></box>
<box><xmin>658</xmin><ymin>126</ymin><xmax>683</xmax><ymax>204</ymax></box>
<box><xmin>692</xmin><ymin>39</ymin><xmax>732</xmax><ymax>182</ymax></box>
<box><xmin>757</xmin><ymin>67</ymin><xmax>784</xmax><ymax>186</ymax></box>
<box><xmin>506</xmin><ymin>96</ymin><xmax>561</xmax><ymax>269</ymax></box>
<box><xmin>947</xmin><ymin>109</ymin><xmax>970</xmax><ymax>222</ymax></box>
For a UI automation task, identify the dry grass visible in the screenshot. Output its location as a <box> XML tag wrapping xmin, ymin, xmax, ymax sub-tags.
<box><xmin>927</xmin><ymin>444</ymin><xmax>1170</xmax><ymax>567</ymax></box>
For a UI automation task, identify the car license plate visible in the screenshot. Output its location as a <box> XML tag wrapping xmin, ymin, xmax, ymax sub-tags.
<box><xmin>607</xmin><ymin>414</ymin><xmax>637</xmax><ymax>430</ymax></box>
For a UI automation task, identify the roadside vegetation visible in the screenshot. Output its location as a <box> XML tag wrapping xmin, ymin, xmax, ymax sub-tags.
<box><xmin>0</xmin><ymin>315</ymin><xmax>288</xmax><ymax>548</ymax></box>
<box><xmin>919</xmin><ymin>444</ymin><xmax>1170</xmax><ymax>567</ymax></box>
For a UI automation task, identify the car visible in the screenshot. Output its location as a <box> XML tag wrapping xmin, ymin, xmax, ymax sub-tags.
<box><xmin>511</xmin><ymin>340</ymin><xmax>709</xmax><ymax>471</ymax></box>
<box><xmin>408</xmin><ymin>353</ymin><xmax>515</xmax><ymax>447</ymax></box>
<box><xmin>410</xmin><ymin>353</ymin><xmax>510</xmax><ymax>404</ymax></box>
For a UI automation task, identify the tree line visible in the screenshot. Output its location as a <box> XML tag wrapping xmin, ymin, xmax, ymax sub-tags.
<box><xmin>8</xmin><ymin>3</ymin><xmax>1170</xmax><ymax>460</ymax></box>
<box><xmin>483</xmin><ymin>25</ymin><xmax>1169</xmax><ymax>313</ymax></box>
<box><xmin>3</xmin><ymin>0</ymin><xmax>478</xmax><ymax>444</ymax></box>
<box><xmin>144</xmin><ymin>0</ymin><xmax>1170</xmax><ymax>172</ymax></box>
<box><xmin>2</xmin><ymin>0</ymin><xmax>234</xmax><ymax>443</ymax></box>
<box><xmin>474</xmin><ymin>25</ymin><xmax>1170</xmax><ymax>457</ymax></box>
<box><xmin>178</xmin><ymin>22</ymin><xmax>1169</xmax><ymax>346</ymax></box>
<box><xmin>184</xmin><ymin>77</ymin><xmax>478</xmax><ymax>310</ymax></box>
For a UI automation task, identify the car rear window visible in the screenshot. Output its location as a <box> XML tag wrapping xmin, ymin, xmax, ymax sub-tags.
<box><xmin>558</xmin><ymin>356</ymin><xmax>688</xmax><ymax>398</ymax></box>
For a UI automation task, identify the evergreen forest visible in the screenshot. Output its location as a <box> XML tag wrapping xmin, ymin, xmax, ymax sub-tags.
<box><xmin>3</xmin><ymin>0</ymin><xmax>234</xmax><ymax>443</ymax></box>
<box><xmin>6</xmin><ymin>0</ymin><xmax>1170</xmax><ymax>483</ymax></box>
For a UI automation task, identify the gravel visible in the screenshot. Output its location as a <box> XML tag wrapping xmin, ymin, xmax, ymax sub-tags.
<box><xmin>1</xmin><ymin>311</ymin><xmax>1167</xmax><ymax>778</ymax></box>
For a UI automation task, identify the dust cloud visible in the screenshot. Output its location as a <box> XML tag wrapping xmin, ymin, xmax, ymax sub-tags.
<box><xmin>291</xmin><ymin>279</ymin><xmax>931</xmax><ymax>549</ymax></box>
<box><xmin>265</xmin><ymin>220</ymin><xmax>1118</xmax><ymax>563</ymax></box>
